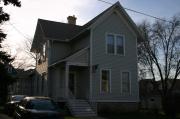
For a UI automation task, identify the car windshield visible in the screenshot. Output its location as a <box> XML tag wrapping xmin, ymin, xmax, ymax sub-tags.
<box><xmin>11</xmin><ymin>96</ymin><xmax>25</xmax><ymax>101</ymax></box>
<box><xmin>28</xmin><ymin>99</ymin><xmax>58</xmax><ymax>111</ymax></box>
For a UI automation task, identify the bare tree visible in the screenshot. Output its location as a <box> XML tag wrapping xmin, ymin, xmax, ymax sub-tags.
<box><xmin>11</xmin><ymin>39</ymin><xmax>36</xmax><ymax>69</ymax></box>
<box><xmin>138</xmin><ymin>15</ymin><xmax>180</xmax><ymax>117</ymax></box>
<box><xmin>24</xmin><ymin>38</ymin><xmax>37</xmax><ymax>68</ymax></box>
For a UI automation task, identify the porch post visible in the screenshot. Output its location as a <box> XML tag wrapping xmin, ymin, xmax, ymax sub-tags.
<box><xmin>65</xmin><ymin>63</ymin><xmax>69</xmax><ymax>98</ymax></box>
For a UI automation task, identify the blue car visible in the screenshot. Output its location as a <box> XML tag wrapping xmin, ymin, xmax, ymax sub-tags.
<box><xmin>14</xmin><ymin>96</ymin><xmax>64</xmax><ymax>119</ymax></box>
<box><xmin>5</xmin><ymin>95</ymin><xmax>26</xmax><ymax>116</ymax></box>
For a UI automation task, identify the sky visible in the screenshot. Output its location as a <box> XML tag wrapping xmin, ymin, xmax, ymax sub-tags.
<box><xmin>1</xmin><ymin>0</ymin><xmax>180</xmax><ymax>68</ymax></box>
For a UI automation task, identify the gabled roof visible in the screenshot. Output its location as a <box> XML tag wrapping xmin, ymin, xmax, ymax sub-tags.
<box><xmin>35</xmin><ymin>2</ymin><xmax>143</xmax><ymax>41</ymax></box>
<box><xmin>82</xmin><ymin>2</ymin><xmax>116</xmax><ymax>29</ymax></box>
<box><xmin>32</xmin><ymin>1</ymin><xmax>143</xmax><ymax>52</ymax></box>
<box><xmin>38</xmin><ymin>19</ymin><xmax>83</xmax><ymax>40</ymax></box>
<box><xmin>82</xmin><ymin>1</ymin><xmax>143</xmax><ymax>41</ymax></box>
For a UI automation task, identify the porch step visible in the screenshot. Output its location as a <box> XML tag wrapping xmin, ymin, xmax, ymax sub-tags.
<box><xmin>67</xmin><ymin>99</ymin><xmax>97</xmax><ymax>117</ymax></box>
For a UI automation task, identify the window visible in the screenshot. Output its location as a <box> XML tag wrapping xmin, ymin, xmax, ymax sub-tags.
<box><xmin>101</xmin><ymin>69</ymin><xmax>111</xmax><ymax>93</ymax></box>
<box><xmin>116</xmin><ymin>35</ymin><xmax>124</xmax><ymax>54</ymax></box>
<box><xmin>107</xmin><ymin>34</ymin><xmax>115</xmax><ymax>54</ymax></box>
<box><xmin>106</xmin><ymin>34</ymin><xmax>124</xmax><ymax>55</ymax></box>
<box><xmin>122</xmin><ymin>72</ymin><xmax>130</xmax><ymax>94</ymax></box>
<box><xmin>29</xmin><ymin>100</ymin><xmax>58</xmax><ymax>111</ymax></box>
<box><xmin>43</xmin><ymin>43</ymin><xmax>46</xmax><ymax>57</ymax></box>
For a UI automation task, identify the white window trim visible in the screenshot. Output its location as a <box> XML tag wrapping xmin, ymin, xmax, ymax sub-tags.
<box><xmin>121</xmin><ymin>71</ymin><xmax>131</xmax><ymax>95</ymax></box>
<box><xmin>100</xmin><ymin>68</ymin><xmax>112</xmax><ymax>94</ymax></box>
<box><xmin>43</xmin><ymin>43</ymin><xmax>46</xmax><ymax>57</ymax></box>
<box><xmin>105</xmin><ymin>33</ymin><xmax>125</xmax><ymax>56</ymax></box>
<box><xmin>105</xmin><ymin>33</ymin><xmax>115</xmax><ymax>55</ymax></box>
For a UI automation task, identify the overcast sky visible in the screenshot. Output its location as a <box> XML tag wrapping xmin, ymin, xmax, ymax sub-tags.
<box><xmin>1</xmin><ymin>0</ymin><xmax>180</xmax><ymax>68</ymax></box>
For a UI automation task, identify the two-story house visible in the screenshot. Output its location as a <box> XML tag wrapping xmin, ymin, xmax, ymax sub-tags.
<box><xmin>31</xmin><ymin>2</ymin><xmax>143</xmax><ymax>116</ymax></box>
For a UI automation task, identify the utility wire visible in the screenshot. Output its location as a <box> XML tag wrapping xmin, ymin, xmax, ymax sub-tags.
<box><xmin>7</xmin><ymin>21</ymin><xmax>31</xmax><ymax>40</ymax></box>
<box><xmin>4</xmin><ymin>0</ymin><xmax>179</xmax><ymax>40</ymax></box>
<box><xmin>98</xmin><ymin>0</ymin><xmax>174</xmax><ymax>24</ymax></box>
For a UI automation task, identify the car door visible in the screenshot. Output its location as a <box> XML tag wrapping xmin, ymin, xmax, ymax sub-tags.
<box><xmin>16</xmin><ymin>99</ymin><xmax>27</xmax><ymax>119</ymax></box>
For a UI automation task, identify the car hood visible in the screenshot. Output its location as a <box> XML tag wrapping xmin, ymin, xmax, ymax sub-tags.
<box><xmin>7</xmin><ymin>101</ymin><xmax>20</xmax><ymax>104</ymax></box>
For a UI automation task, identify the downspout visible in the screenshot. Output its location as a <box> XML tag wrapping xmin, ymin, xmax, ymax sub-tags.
<box><xmin>89</xmin><ymin>29</ymin><xmax>93</xmax><ymax>100</ymax></box>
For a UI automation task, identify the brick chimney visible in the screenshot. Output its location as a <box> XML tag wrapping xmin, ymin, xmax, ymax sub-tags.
<box><xmin>67</xmin><ymin>15</ymin><xmax>76</xmax><ymax>25</ymax></box>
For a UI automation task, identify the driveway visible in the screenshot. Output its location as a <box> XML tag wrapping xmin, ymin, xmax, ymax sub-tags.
<box><xmin>0</xmin><ymin>113</ymin><xmax>12</xmax><ymax>119</ymax></box>
<box><xmin>80</xmin><ymin>117</ymin><xmax>106</xmax><ymax>119</ymax></box>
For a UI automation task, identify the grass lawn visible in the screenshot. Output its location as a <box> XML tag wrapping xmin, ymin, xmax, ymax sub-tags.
<box><xmin>99</xmin><ymin>111</ymin><xmax>180</xmax><ymax>119</ymax></box>
<box><xmin>65</xmin><ymin>117</ymin><xmax>79</xmax><ymax>119</ymax></box>
<box><xmin>0</xmin><ymin>106</ymin><xmax>3</xmax><ymax>113</ymax></box>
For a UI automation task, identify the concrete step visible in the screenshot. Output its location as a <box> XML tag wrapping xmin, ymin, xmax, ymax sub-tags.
<box><xmin>67</xmin><ymin>99</ymin><xmax>97</xmax><ymax>117</ymax></box>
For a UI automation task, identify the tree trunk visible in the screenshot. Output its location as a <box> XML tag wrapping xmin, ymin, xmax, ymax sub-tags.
<box><xmin>161</xmin><ymin>94</ymin><xmax>176</xmax><ymax>119</ymax></box>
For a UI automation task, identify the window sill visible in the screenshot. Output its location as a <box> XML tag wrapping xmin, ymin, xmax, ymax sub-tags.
<box><xmin>106</xmin><ymin>53</ymin><xmax>125</xmax><ymax>56</ymax></box>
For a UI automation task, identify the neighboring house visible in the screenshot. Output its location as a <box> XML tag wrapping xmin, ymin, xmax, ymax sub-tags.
<box><xmin>4</xmin><ymin>64</ymin><xmax>17</xmax><ymax>93</ymax></box>
<box><xmin>139</xmin><ymin>79</ymin><xmax>161</xmax><ymax>110</ymax></box>
<box><xmin>139</xmin><ymin>79</ymin><xmax>180</xmax><ymax>110</ymax></box>
<box><xmin>10</xmin><ymin>69</ymin><xmax>35</xmax><ymax>96</ymax></box>
<box><xmin>31</xmin><ymin>2</ymin><xmax>143</xmax><ymax>116</ymax></box>
<box><xmin>5</xmin><ymin>64</ymin><xmax>17</xmax><ymax>78</ymax></box>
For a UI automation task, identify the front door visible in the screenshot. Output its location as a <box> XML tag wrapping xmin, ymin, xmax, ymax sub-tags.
<box><xmin>69</xmin><ymin>72</ymin><xmax>76</xmax><ymax>96</ymax></box>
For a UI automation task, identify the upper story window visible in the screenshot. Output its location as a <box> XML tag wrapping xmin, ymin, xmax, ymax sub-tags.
<box><xmin>106</xmin><ymin>34</ymin><xmax>125</xmax><ymax>55</ymax></box>
<box><xmin>107</xmin><ymin>34</ymin><xmax>115</xmax><ymax>54</ymax></box>
<box><xmin>116</xmin><ymin>35</ymin><xmax>124</xmax><ymax>54</ymax></box>
<box><xmin>43</xmin><ymin>43</ymin><xmax>46</xmax><ymax>57</ymax></box>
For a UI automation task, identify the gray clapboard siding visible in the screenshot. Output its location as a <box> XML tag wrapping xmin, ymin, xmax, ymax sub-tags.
<box><xmin>49</xmin><ymin>41</ymin><xmax>71</xmax><ymax>64</ymax></box>
<box><xmin>71</xmin><ymin>36</ymin><xmax>90</xmax><ymax>53</ymax></box>
<box><xmin>91</xmin><ymin>12</ymin><xmax>139</xmax><ymax>101</ymax></box>
<box><xmin>49</xmin><ymin>67</ymin><xmax>65</xmax><ymax>99</ymax></box>
<box><xmin>67</xmin><ymin>48</ymin><xmax>89</xmax><ymax>64</ymax></box>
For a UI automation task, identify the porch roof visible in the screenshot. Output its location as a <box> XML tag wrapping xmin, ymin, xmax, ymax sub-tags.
<box><xmin>48</xmin><ymin>47</ymin><xmax>89</xmax><ymax>68</ymax></box>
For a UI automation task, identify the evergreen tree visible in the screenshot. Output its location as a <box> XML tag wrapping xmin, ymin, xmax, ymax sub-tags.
<box><xmin>0</xmin><ymin>0</ymin><xmax>21</xmax><ymax>105</ymax></box>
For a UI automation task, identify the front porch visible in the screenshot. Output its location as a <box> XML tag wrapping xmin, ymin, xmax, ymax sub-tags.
<box><xmin>48</xmin><ymin>47</ymin><xmax>91</xmax><ymax>100</ymax></box>
<box><xmin>65</xmin><ymin>62</ymin><xmax>90</xmax><ymax>100</ymax></box>
<box><xmin>64</xmin><ymin>63</ymin><xmax>96</xmax><ymax>117</ymax></box>
<box><xmin>48</xmin><ymin>48</ymin><xmax>97</xmax><ymax>117</ymax></box>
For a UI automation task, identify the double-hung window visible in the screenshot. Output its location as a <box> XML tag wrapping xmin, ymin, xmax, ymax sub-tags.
<box><xmin>107</xmin><ymin>34</ymin><xmax>115</xmax><ymax>54</ymax></box>
<box><xmin>122</xmin><ymin>72</ymin><xmax>130</xmax><ymax>94</ymax></box>
<box><xmin>101</xmin><ymin>69</ymin><xmax>111</xmax><ymax>93</ymax></box>
<box><xmin>106</xmin><ymin>34</ymin><xmax>124</xmax><ymax>55</ymax></box>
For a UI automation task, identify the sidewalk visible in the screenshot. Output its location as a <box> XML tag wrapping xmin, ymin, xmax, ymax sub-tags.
<box><xmin>0</xmin><ymin>113</ymin><xmax>12</xmax><ymax>119</ymax></box>
<box><xmin>65</xmin><ymin>116</ymin><xmax>106</xmax><ymax>119</ymax></box>
<box><xmin>80</xmin><ymin>117</ymin><xmax>106</xmax><ymax>119</ymax></box>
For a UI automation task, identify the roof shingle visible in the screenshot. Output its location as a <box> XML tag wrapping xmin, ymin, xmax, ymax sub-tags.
<box><xmin>39</xmin><ymin>19</ymin><xmax>84</xmax><ymax>40</ymax></box>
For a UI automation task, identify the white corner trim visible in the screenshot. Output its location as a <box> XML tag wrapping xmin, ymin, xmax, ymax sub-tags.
<box><xmin>89</xmin><ymin>29</ymin><xmax>93</xmax><ymax>99</ymax></box>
